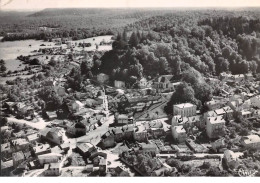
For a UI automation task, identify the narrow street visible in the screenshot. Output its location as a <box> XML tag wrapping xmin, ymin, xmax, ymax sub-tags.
<box><xmin>76</xmin><ymin>115</ymin><xmax>114</xmax><ymax>146</ymax></box>
<box><xmin>56</xmin><ymin>114</ymin><xmax>115</xmax><ymax>150</ymax></box>
<box><xmin>7</xmin><ymin>117</ymin><xmax>50</xmax><ymax>130</ymax></box>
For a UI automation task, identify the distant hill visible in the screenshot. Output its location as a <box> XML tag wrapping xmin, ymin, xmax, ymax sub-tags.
<box><xmin>0</xmin><ymin>8</ymin><xmax>173</xmax><ymax>34</ymax></box>
<box><xmin>27</xmin><ymin>8</ymin><xmax>172</xmax><ymax>18</ymax></box>
<box><xmin>27</xmin><ymin>8</ymin><xmax>111</xmax><ymax>17</ymax></box>
<box><xmin>0</xmin><ymin>11</ymin><xmax>34</xmax><ymax>18</ymax></box>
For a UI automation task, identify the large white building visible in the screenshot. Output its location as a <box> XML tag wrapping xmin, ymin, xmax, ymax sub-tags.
<box><xmin>173</xmin><ymin>103</ymin><xmax>197</xmax><ymax>117</ymax></box>
<box><xmin>206</xmin><ymin>116</ymin><xmax>226</xmax><ymax>139</ymax></box>
<box><xmin>241</xmin><ymin>135</ymin><xmax>260</xmax><ymax>149</ymax></box>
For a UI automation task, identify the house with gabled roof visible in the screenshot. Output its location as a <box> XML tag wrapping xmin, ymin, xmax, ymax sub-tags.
<box><xmin>44</xmin><ymin>162</ymin><xmax>62</xmax><ymax>176</ymax></box>
<box><xmin>11</xmin><ymin>138</ymin><xmax>30</xmax><ymax>152</ymax></box>
<box><xmin>40</xmin><ymin>127</ymin><xmax>64</xmax><ymax>145</ymax></box>
<box><xmin>241</xmin><ymin>135</ymin><xmax>260</xmax><ymax>149</ymax></box>
<box><xmin>122</xmin><ymin>125</ymin><xmax>135</xmax><ymax>140</ymax></box>
<box><xmin>66</xmin><ymin>121</ymin><xmax>87</xmax><ymax>137</ymax></box>
<box><xmin>100</xmin><ymin>131</ymin><xmax>115</xmax><ymax>149</ymax></box>
<box><xmin>245</xmin><ymin>73</ymin><xmax>254</xmax><ymax>81</ymax></box>
<box><xmin>153</xmin><ymin>75</ymin><xmax>178</xmax><ymax>92</ymax></box>
<box><xmin>138</xmin><ymin>77</ymin><xmax>148</xmax><ymax>89</ymax></box>
<box><xmin>205</xmin><ymin>100</ymin><xmax>222</xmax><ymax>110</ymax></box>
<box><xmin>108</xmin><ymin>166</ymin><xmax>130</xmax><ymax>177</ymax></box>
<box><xmin>1</xmin><ymin>143</ymin><xmax>12</xmax><ymax>159</ymax></box>
<box><xmin>3</xmin><ymin>102</ymin><xmax>16</xmax><ymax>113</ymax></box>
<box><xmin>206</xmin><ymin>116</ymin><xmax>226</xmax><ymax>139</ymax></box>
<box><xmin>112</xmin><ymin>127</ymin><xmax>124</xmax><ymax>142</ymax></box>
<box><xmin>26</xmin><ymin>133</ymin><xmax>40</xmax><ymax>145</ymax></box>
<box><xmin>99</xmin><ymin>158</ymin><xmax>107</xmax><ymax>174</ymax></box>
<box><xmin>38</xmin><ymin>153</ymin><xmax>63</xmax><ymax>166</ymax></box>
<box><xmin>33</xmin><ymin>144</ymin><xmax>51</xmax><ymax>156</ymax></box>
<box><xmin>214</xmin><ymin>106</ymin><xmax>234</xmax><ymax>121</ymax></box>
<box><xmin>76</xmin><ymin>143</ymin><xmax>97</xmax><ymax>159</ymax></box>
<box><xmin>140</xmin><ymin>143</ymin><xmax>158</xmax><ymax>153</ymax></box>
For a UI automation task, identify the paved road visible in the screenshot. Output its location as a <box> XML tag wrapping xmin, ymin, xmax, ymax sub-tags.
<box><xmin>23</xmin><ymin>169</ymin><xmax>45</xmax><ymax>177</ymax></box>
<box><xmin>7</xmin><ymin>117</ymin><xmax>49</xmax><ymax>130</ymax></box>
<box><xmin>156</xmin><ymin>152</ymin><xmax>243</xmax><ymax>159</ymax></box>
<box><xmin>62</xmin><ymin>115</ymin><xmax>115</xmax><ymax>149</ymax></box>
<box><xmin>101</xmin><ymin>148</ymin><xmax>135</xmax><ymax>176</ymax></box>
<box><xmin>76</xmin><ymin>115</ymin><xmax>114</xmax><ymax>145</ymax></box>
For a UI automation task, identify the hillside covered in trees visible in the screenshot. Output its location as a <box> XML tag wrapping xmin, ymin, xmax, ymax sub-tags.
<box><xmin>96</xmin><ymin>9</ymin><xmax>260</xmax><ymax>110</ymax></box>
<box><xmin>0</xmin><ymin>8</ymin><xmax>176</xmax><ymax>41</ymax></box>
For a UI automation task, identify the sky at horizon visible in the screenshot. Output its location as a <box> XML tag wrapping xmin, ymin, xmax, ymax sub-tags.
<box><xmin>0</xmin><ymin>0</ymin><xmax>260</xmax><ymax>11</ymax></box>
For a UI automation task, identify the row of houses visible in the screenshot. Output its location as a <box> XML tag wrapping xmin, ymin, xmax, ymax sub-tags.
<box><xmin>101</xmin><ymin>118</ymin><xmax>168</xmax><ymax>149</ymax></box>
<box><xmin>66</xmin><ymin>112</ymin><xmax>107</xmax><ymax>137</ymax></box>
<box><xmin>98</xmin><ymin>74</ymin><xmax>181</xmax><ymax>93</ymax></box>
<box><xmin>75</xmin><ymin>143</ymin><xmax>107</xmax><ymax>175</ymax></box>
<box><xmin>220</xmin><ymin>72</ymin><xmax>254</xmax><ymax>82</ymax></box>
<box><xmin>1</xmin><ymin>136</ymin><xmax>68</xmax><ymax>176</ymax></box>
<box><xmin>1</xmin><ymin>150</ymin><xmax>29</xmax><ymax>175</ymax></box>
<box><xmin>171</xmin><ymin>92</ymin><xmax>260</xmax><ymax>143</ymax></box>
<box><xmin>51</xmin><ymin>37</ymin><xmax>72</xmax><ymax>45</ymax></box>
<box><xmin>171</xmin><ymin>104</ymin><xmax>232</xmax><ymax>141</ymax></box>
<box><xmin>4</xmin><ymin>102</ymin><xmax>34</xmax><ymax>118</ymax></box>
<box><xmin>1</xmin><ymin>138</ymin><xmax>31</xmax><ymax>160</ymax></box>
<box><xmin>100</xmin><ymin>125</ymin><xmax>137</xmax><ymax>149</ymax></box>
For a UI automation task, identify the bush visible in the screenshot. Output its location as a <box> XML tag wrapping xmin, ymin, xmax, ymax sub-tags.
<box><xmin>239</xmin><ymin>128</ymin><xmax>249</xmax><ymax>136</ymax></box>
<box><xmin>206</xmin><ymin>167</ymin><xmax>221</xmax><ymax>176</ymax></box>
<box><xmin>181</xmin><ymin>164</ymin><xmax>191</xmax><ymax>173</ymax></box>
<box><xmin>0</xmin><ymin>117</ymin><xmax>8</xmax><ymax>127</ymax></box>
<box><xmin>187</xmin><ymin>168</ymin><xmax>206</xmax><ymax>176</ymax></box>
<box><xmin>166</xmin><ymin>158</ymin><xmax>182</xmax><ymax>170</ymax></box>
<box><xmin>201</xmin><ymin>161</ymin><xmax>211</xmax><ymax>169</ymax></box>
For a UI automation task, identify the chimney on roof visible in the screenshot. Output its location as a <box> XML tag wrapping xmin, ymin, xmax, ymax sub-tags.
<box><xmin>215</xmin><ymin>117</ymin><xmax>217</xmax><ymax>121</ymax></box>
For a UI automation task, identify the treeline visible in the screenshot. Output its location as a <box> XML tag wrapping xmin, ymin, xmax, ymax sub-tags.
<box><xmin>17</xmin><ymin>55</ymin><xmax>41</xmax><ymax>65</ymax></box>
<box><xmin>2</xmin><ymin>28</ymin><xmax>115</xmax><ymax>42</ymax></box>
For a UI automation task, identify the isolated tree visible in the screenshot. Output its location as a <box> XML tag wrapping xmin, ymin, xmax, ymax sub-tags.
<box><xmin>0</xmin><ymin>64</ymin><xmax>7</xmax><ymax>72</ymax></box>
<box><xmin>122</xmin><ymin>29</ymin><xmax>128</xmax><ymax>42</ymax></box>
<box><xmin>129</xmin><ymin>32</ymin><xmax>139</xmax><ymax>47</ymax></box>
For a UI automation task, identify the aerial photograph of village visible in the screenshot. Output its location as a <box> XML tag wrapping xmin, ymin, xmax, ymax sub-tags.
<box><xmin>0</xmin><ymin>0</ymin><xmax>260</xmax><ymax>178</ymax></box>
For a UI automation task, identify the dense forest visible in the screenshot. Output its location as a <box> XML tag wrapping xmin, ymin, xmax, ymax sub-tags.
<box><xmin>95</xmin><ymin>9</ymin><xmax>260</xmax><ymax>110</ymax></box>
<box><xmin>0</xmin><ymin>8</ymin><xmax>176</xmax><ymax>41</ymax></box>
